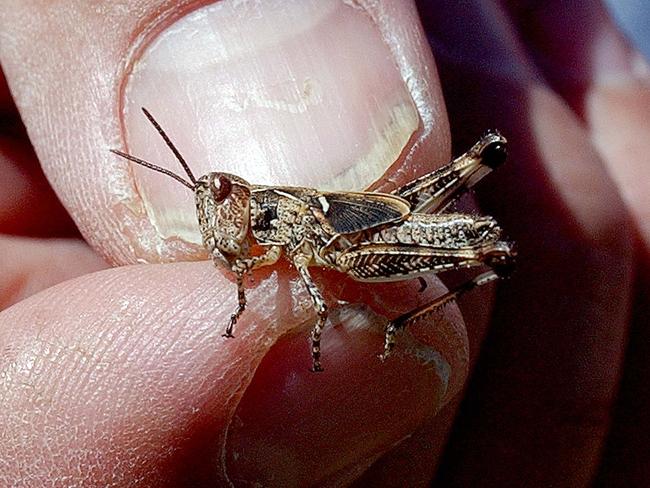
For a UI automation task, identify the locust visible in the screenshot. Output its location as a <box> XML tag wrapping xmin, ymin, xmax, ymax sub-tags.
<box><xmin>112</xmin><ymin>108</ymin><xmax>515</xmax><ymax>372</ymax></box>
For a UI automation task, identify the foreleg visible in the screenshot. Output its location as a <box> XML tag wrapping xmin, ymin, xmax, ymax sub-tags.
<box><xmin>219</xmin><ymin>245</ymin><xmax>282</xmax><ymax>338</ymax></box>
<box><xmin>223</xmin><ymin>272</ymin><xmax>245</xmax><ymax>338</ymax></box>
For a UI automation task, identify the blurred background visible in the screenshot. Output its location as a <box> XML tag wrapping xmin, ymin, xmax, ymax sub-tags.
<box><xmin>604</xmin><ymin>0</ymin><xmax>650</xmax><ymax>59</ymax></box>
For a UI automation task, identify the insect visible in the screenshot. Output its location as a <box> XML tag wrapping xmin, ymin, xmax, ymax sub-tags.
<box><xmin>112</xmin><ymin>108</ymin><xmax>515</xmax><ymax>372</ymax></box>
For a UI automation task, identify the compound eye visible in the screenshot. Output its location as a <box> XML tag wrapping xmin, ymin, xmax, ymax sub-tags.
<box><xmin>211</xmin><ymin>174</ymin><xmax>232</xmax><ymax>203</ymax></box>
<box><xmin>481</xmin><ymin>141</ymin><xmax>507</xmax><ymax>169</ymax></box>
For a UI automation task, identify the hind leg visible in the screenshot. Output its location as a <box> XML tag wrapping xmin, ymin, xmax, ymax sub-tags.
<box><xmin>380</xmin><ymin>269</ymin><xmax>503</xmax><ymax>360</ymax></box>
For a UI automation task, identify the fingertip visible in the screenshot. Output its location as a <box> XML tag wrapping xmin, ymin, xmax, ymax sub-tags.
<box><xmin>0</xmin><ymin>262</ymin><xmax>306</xmax><ymax>485</ymax></box>
<box><xmin>225</xmin><ymin>302</ymin><xmax>467</xmax><ymax>487</ymax></box>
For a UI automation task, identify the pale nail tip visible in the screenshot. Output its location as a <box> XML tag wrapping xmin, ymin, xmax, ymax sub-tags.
<box><xmin>591</xmin><ymin>28</ymin><xmax>640</xmax><ymax>85</ymax></box>
<box><xmin>316</xmin><ymin>101</ymin><xmax>420</xmax><ymax>192</ymax></box>
<box><xmin>631</xmin><ymin>52</ymin><xmax>650</xmax><ymax>79</ymax></box>
<box><xmin>140</xmin><ymin>97</ymin><xmax>418</xmax><ymax>241</ymax></box>
<box><xmin>140</xmin><ymin>196</ymin><xmax>203</xmax><ymax>244</ymax></box>
<box><xmin>405</xmin><ymin>342</ymin><xmax>451</xmax><ymax>393</ymax></box>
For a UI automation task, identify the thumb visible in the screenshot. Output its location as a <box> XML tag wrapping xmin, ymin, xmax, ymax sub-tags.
<box><xmin>0</xmin><ymin>1</ymin><xmax>465</xmax><ymax>486</ymax></box>
<box><xmin>1</xmin><ymin>0</ymin><xmax>451</xmax><ymax>263</ymax></box>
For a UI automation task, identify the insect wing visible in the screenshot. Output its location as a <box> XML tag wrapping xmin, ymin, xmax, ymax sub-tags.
<box><xmin>313</xmin><ymin>192</ymin><xmax>410</xmax><ymax>234</ymax></box>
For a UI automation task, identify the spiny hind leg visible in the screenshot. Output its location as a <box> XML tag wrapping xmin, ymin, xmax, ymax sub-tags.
<box><xmin>380</xmin><ymin>269</ymin><xmax>502</xmax><ymax>360</ymax></box>
<box><xmin>294</xmin><ymin>254</ymin><xmax>328</xmax><ymax>372</ymax></box>
<box><xmin>336</xmin><ymin>241</ymin><xmax>515</xmax><ymax>360</ymax></box>
<box><xmin>392</xmin><ymin>131</ymin><xmax>507</xmax><ymax>213</ymax></box>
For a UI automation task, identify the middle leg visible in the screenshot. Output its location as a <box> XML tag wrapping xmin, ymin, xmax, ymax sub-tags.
<box><xmin>293</xmin><ymin>253</ymin><xmax>328</xmax><ymax>372</ymax></box>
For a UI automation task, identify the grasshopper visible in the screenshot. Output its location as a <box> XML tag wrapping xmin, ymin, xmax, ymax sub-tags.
<box><xmin>112</xmin><ymin>108</ymin><xmax>515</xmax><ymax>372</ymax></box>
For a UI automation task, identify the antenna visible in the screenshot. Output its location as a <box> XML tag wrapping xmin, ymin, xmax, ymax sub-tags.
<box><xmin>140</xmin><ymin>107</ymin><xmax>197</xmax><ymax>185</ymax></box>
<box><xmin>110</xmin><ymin>107</ymin><xmax>199</xmax><ymax>190</ymax></box>
<box><xmin>109</xmin><ymin>149</ymin><xmax>195</xmax><ymax>190</ymax></box>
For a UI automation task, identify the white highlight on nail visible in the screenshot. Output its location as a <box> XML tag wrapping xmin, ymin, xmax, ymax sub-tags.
<box><xmin>321</xmin><ymin>101</ymin><xmax>418</xmax><ymax>192</ymax></box>
<box><xmin>222</xmin><ymin>78</ymin><xmax>323</xmax><ymax>114</ymax></box>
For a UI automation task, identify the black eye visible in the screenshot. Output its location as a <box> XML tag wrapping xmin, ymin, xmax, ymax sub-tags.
<box><xmin>481</xmin><ymin>141</ymin><xmax>507</xmax><ymax>169</ymax></box>
<box><xmin>212</xmin><ymin>175</ymin><xmax>232</xmax><ymax>202</ymax></box>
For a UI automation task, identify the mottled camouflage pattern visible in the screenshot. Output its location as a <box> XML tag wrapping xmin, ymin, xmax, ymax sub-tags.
<box><xmin>190</xmin><ymin>132</ymin><xmax>514</xmax><ymax>371</ymax></box>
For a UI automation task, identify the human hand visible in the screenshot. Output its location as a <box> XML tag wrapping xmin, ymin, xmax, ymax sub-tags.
<box><xmin>1</xmin><ymin>0</ymin><xmax>648</xmax><ymax>486</ymax></box>
<box><xmin>0</xmin><ymin>1</ymin><xmax>463</xmax><ymax>486</ymax></box>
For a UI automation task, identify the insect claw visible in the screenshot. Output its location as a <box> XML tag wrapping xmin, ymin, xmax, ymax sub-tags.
<box><xmin>223</xmin><ymin>320</ymin><xmax>237</xmax><ymax>339</ymax></box>
<box><xmin>380</xmin><ymin>323</ymin><xmax>398</xmax><ymax>361</ymax></box>
<box><xmin>310</xmin><ymin>363</ymin><xmax>324</xmax><ymax>373</ymax></box>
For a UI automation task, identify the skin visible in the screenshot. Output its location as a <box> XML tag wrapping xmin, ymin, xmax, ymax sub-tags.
<box><xmin>0</xmin><ymin>0</ymin><xmax>648</xmax><ymax>486</ymax></box>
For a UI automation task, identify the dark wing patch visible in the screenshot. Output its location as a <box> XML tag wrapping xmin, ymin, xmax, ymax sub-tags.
<box><xmin>316</xmin><ymin>192</ymin><xmax>410</xmax><ymax>234</ymax></box>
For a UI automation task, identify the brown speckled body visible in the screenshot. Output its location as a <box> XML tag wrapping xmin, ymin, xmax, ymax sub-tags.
<box><xmin>189</xmin><ymin>132</ymin><xmax>514</xmax><ymax>371</ymax></box>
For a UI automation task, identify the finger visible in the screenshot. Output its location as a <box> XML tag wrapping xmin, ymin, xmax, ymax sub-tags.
<box><xmin>0</xmin><ymin>235</ymin><xmax>108</xmax><ymax>309</ymax></box>
<box><xmin>0</xmin><ymin>0</ymin><xmax>450</xmax><ymax>263</ymax></box>
<box><xmin>0</xmin><ymin>68</ymin><xmax>12</xmax><ymax>110</ymax></box>
<box><xmin>501</xmin><ymin>2</ymin><xmax>650</xmax><ymax>485</ymax></box>
<box><xmin>0</xmin><ymin>1</ymin><xmax>471</xmax><ymax>485</ymax></box>
<box><xmin>416</xmin><ymin>0</ymin><xmax>634</xmax><ymax>486</ymax></box>
<box><xmin>351</xmin><ymin>399</ymin><xmax>461</xmax><ymax>487</ymax></box>
<box><xmin>0</xmin><ymin>137</ymin><xmax>78</xmax><ymax>236</ymax></box>
<box><xmin>0</xmin><ymin>70</ymin><xmax>77</xmax><ymax>236</ymax></box>
<box><xmin>502</xmin><ymin>0</ymin><xmax>650</xmax><ymax>248</ymax></box>
<box><xmin>0</xmin><ymin>262</ymin><xmax>465</xmax><ymax>486</ymax></box>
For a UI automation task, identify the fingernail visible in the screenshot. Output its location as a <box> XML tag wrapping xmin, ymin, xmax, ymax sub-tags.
<box><xmin>122</xmin><ymin>0</ymin><xmax>418</xmax><ymax>243</ymax></box>
<box><xmin>224</xmin><ymin>303</ymin><xmax>466</xmax><ymax>487</ymax></box>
